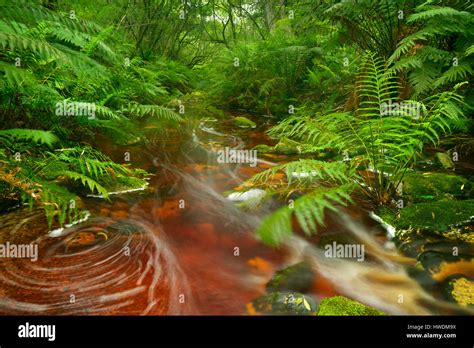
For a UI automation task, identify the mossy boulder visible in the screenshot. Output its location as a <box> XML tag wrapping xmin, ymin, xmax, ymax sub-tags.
<box><xmin>271</xmin><ymin>137</ymin><xmax>332</xmax><ymax>157</ymax></box>
<box><xmin>316</xmin><ymin>296</ymin><xmax>386</xmax><ymax>316</ymax></box>
<box><xmin>233</xmin><ymin>116</ymin><xmax>256</xmax><ymax>128</ymax></box>
<box><xmin>253</xmin><ymin>138</ymin><xmax>334</xmax><ymax>158</ymax></box>
<box><xmin>266</xmin><ymin>262</ymin><xmax>315</xmax><ymax>293</ymax></box>
<box><xmin>394</xmin><ymin>199</ymin><xmax>474</xmax><ymax>234</ymax></box>
<box><xmin>248</xmin><ymin>292</ymin><xmax>316</xmax><ymax>315</ymax></box>
<box><xmin>402</xmin><ymin>172</ymin><xmax>473</xmax><ymax>203</ymax></box>
<box><xmin>101</xmin><ymin>175</ymin><xmax>147</xmax><ymax>194</ymax></box>
<box><xmin>442</xmin><ymin>275</ymin><xmax>474</xmax><ymax>306</ymax></box>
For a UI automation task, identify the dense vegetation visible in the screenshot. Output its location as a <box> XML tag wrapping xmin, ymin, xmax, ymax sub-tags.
<box><xmin>1</xmin><ymin>0</ymin><xmax>472</xmax><ymax>245</ymax></box>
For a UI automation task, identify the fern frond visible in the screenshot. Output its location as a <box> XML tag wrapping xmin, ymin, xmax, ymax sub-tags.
<box><xmin>257</xmin><ymin>184</ymin><xmax>355</xmax><ymax>246</ymax></box>
<box><xmin>0</xmin><ymin>128</ymin><xmax>58</xmax><ymax>146</ymax></box>
<box><xmin>0</xmin><ymin>31</ymin><xmax>63</xmax><ymax>59</ymax></box>
<box><xmin>122</xmin><ymin>103</ymin><xmax>182</xmax><ymax>122</ymax></box>
<box><xmin>408</xmin><ymin>6</ymin><xmax>470</xmax><ymax>23</ymax></box>
<box><xmin>62</xmin><ymin>170</ymin><xmax>109</xmax><ymax>198</ymax></box>
<box><xmin>434</xmin><ymin>63</ymin><xmax>473</xmax><ymax>88</ymax></box>
<box><xmin>0</xmin><ymin>61</ymin><xmax>36</xmax><ymax>88</ymax></box>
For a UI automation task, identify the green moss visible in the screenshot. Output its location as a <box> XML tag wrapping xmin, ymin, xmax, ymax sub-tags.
<box><xmin>266</xmin><ymin>262</ymin><xmax>315</xmax><ymax>293</ymax></box>
<box><xmin>394</xmin><ymin>200</ymin><xmax>474</xmax><ymax>233</ymax></box>
<box><xmin>402</xmin><ymin>172</ymin><xmax>473</xmax><ymax>203</ymax></box>
<box><xmin>375</xmin><ymin>206</ymin><xmax>397</xmax><ymax>226</ymax></box>
<box><xmin>234</xmin><ymin>116</ymin><xmax>256</xmax><ymax>128</ymax></box>
<box><xmin>316</xmin><ymin>296</ymin><xmax>386</xmax><ymax>316</ymax></box>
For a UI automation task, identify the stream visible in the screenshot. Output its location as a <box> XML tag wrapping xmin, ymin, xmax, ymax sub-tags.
<box><xmin>0</xmin><ymin>113</ymin><xmax>471</xmax><ymax>315</ymax></box>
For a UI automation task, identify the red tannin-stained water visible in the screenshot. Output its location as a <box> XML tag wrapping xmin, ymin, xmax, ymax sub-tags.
<box><xmin>0</xmin><ymin>119</ymin><xmax>290</xmax><ymax>315</ymax></box>
<box><xmin>0</xmin><ymin>116</ymin><xmax>470</xmax><ymax>315</ymax></box>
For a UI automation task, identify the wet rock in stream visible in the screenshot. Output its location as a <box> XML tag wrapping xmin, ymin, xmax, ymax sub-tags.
<box><xmin>253</xmin><ymin>137</ymin><xmax>335</xmax><ymax>159</ymax></box>
<box><xmin>248</xmin><ymin>292</ymin><xmax>316</xmax><ymax>315</ymax></box>
<box><xmin>376</xmin><ymin>178</ymin><xmax>474</xmax><ymax>309</ymax></box>
<box><xmin>107</xmin><ymin>220</ymin><xmax>144</xmax><ymax>235</ymax></box>
<box><xmin>266</xmin><ymin>262</ymin><xmax>315</xmax><ymax>293</ymax></box>
<box><xmin>233</xmin><ymin>116</ymin><xmax>256</xmax><ymax>128</ymax></box>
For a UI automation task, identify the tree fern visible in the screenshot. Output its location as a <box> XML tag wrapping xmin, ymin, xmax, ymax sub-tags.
<box><xmin>388</xmin><ymin>2</ymin><xmax>473</xmax><ymax>97</ymax></box>
<box><xmin>248</xmin><ymin>51</ymin><xmax>468</xmax><ymax>245</ymax></box>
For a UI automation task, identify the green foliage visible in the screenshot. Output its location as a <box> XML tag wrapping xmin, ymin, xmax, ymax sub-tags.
<box><xmin>388</xmin><ymin>2</ymin><xmax>474</xmax><ymax>97</ymax></box>
<box><xmin>0</xmin><ymin>1</ymin><xmax>189</xmax><ymax>139</ymax></box>
<box><xmin>0</xmin><ymin>129</ymin><xmax>58</xmax><ymax>147</ymax></box>
<box><xmin>0</xmin><ymin>1</ymin><xmax>191</xmax><ymax>226</ymax></box>
<box><xmin>248</xmin><ymin>52</ymin><xmax>468</xmax><ymax>245</ymax></box>
<box><xmin>325</xmin><ymin>0</ymin><xmax>412</xmax><ymax>59</ymax></box>
<box><xmin>245</xmin><ymin>158</ymin><xmax>355</xmax><ymax>245</ymax></box>
<box><xmin>0</xmin><ymin>0</ymin><xmax>472</xmax><ymax>251</ymax></box>
<box><xmin>0</xmin><ymin>137</ymin><xmax>147</xmax><ymax>227</ymax></box>
<box><xmin>122</xmin><ymin>103</ymin><xmax>181</xmax><ymax>122</ymax></box>
<box><xmin>204</xmin><ymin>17</ymin><xmax>356</xmax><ymax>116</ymax></box>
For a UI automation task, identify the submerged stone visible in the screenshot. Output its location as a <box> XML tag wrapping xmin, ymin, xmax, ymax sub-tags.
<box><xmin>227</xmin><ymin>189</ymin><xmax>266</xmax><ymax>204</ymax></box>
<box><xmin>434</xmin><ymin>152</ymin><xmax>455</xmax><ymax>170</ymax></box>
<box><xmin>248</xmin><ymin>292</ymin><xmax>316</xmax><ymax>315</ymax></box>
<box><xmin>273</xmin><ymin>137</ymin><xmax>304</xmax><ymax>155</ymax></box>
<box><xmin>107</xmin><ymin>221</ymin><xmax>143</xmax><ymax>235</ymax></box>
<box><xmin>253</xmin><ymin>144</ymin><xmax>273</xmax><ymax>154</ymax></box>
<box><xmin>316</xmin><ymin>296</ymin><xmax>386</xmax><ymax>316</ymax></box>
<box><xmin>317</xmin><ymin>233</ymin><xmax>358</xmax><ymax>248</ymax></box>
<box><xmin>233</xmin><ymin>116</ymin><xmax>256</xmax><ymax>128</ymax></box>
<box><xmin>266</xmin><ymin>262</ymin><xmax>315</xmax><ymax>293</ymax></box>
